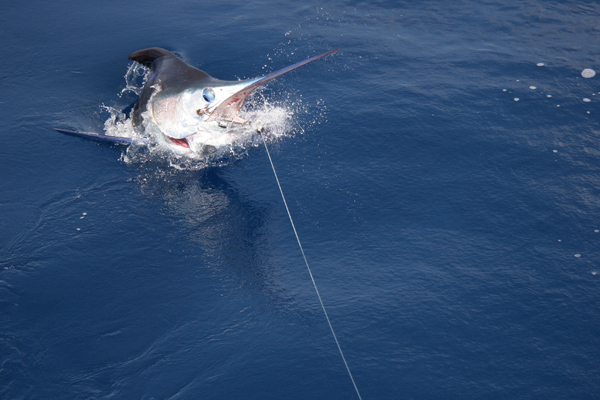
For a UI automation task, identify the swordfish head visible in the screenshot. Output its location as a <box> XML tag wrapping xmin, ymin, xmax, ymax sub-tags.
<box><xmin>128</xmin><ymin>47</ymin><xmax>338</xmax><ymax>148</ymax></box>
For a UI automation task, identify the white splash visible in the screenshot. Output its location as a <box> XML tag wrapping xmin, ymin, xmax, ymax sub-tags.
<box><xmin>120</xmin><ymin>62</ymin><xmax>148</xmax><ymax>97</ymax></box>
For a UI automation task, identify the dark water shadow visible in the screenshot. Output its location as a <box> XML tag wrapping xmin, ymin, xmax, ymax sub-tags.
<box><xmin>128</xmin><ymin>161</ymin><xmax>300</xmax><ymax>314</ymax></box>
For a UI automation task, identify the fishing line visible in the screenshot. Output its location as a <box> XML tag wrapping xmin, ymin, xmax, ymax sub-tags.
<box><xmin>260</xmin><ymin>133</ymin><xmax>363</xmax><ymax>400</ymax></box>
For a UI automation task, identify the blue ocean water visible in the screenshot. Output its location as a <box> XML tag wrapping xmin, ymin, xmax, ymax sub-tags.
<box><xmin>2</xmin><ymin>1</ymin><xmax>600</xmax><ymax>399</ymax></box>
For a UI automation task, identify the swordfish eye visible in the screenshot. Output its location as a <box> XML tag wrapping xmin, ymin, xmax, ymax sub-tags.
<box><xmin>202</xmin><ymin>88</ymin><xmax>216</xmax><ymax>104</ymax></box>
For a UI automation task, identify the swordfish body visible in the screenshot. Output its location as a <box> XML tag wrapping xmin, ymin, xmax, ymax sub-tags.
<box><xmin>56</xmin><ymin>47</ymin><xmax>338</xmax><ymax>152</ymax></box>
<box><xmin>128</xmin><ymin>47</ymin><xmax>338</xmax><ymax>150</ymax></box>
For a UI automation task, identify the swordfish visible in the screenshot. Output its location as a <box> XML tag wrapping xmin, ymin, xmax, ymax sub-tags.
<box><xmin>56</xmin><ymin>47</ymin><xmax>338</xmax><ymax>153</ymax></box>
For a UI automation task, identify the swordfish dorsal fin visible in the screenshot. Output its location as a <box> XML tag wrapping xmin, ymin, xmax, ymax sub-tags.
<box><xmin>128</xmin><ymin>48</ymin><xmax>174</xmax><ymax>68</ymax></box>
<box><xmin>127</xmin><ymin>47</ymin><xmax>215</xmax><ymax>87</ymax></box>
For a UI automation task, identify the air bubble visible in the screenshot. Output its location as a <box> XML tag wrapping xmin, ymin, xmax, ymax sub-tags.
<box><xmin>581</xmin><ymin>69</ymin><xmax>596</xmax><ymax>78</ymax></box>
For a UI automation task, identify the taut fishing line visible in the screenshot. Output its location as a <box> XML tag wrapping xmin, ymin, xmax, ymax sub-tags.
<box><xmin>260</xmin><ymin>133</ymin><xmax>363</xmax><ymax>400</ymax></box>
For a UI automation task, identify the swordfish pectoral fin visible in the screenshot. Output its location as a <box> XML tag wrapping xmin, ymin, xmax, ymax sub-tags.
<box><xmin>54</xmin><ymin>128</ymin><xmax>147</xmax><ymax>145</ymax></box>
